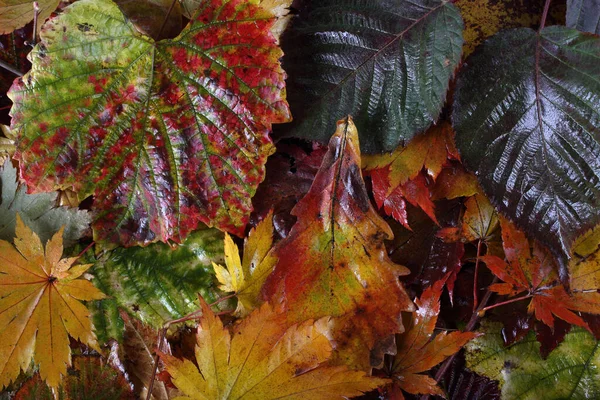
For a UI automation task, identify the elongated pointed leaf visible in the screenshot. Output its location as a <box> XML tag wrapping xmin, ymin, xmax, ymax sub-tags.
<box><xmin>281</xmin><ymin>0</ymin><xmax>464</xmax><ymax>152</ymax></box>
<box><xmin>466</xmin><ymin>322</ymin><xmax>600</xmax><ymax>400</ymax></box>
<box><xmin>0</xmin><ymin>0</ymin><xmax>59</xmax><ymax>35</ymax></box>
<box><xmin>567</xmin><ymin>0</ymin><xmax>600</xmax><ymax>34</ymax></box>
<box><xmin>262</xmin><ymin>118</ymin><xmax>414</xmax><ymax>370</ymax></box>
<box><xmin>453</xmin><ymin>27</ymin><xmax>600</xmax><ymax>271</ymax></box>
<box><xmin>9</xmin><ymin>0</ymin><xmax>290</xmax><ymax>246</ymax></box>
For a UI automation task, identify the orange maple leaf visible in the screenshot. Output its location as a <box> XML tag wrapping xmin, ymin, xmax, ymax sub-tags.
<box><xmin>481</xmin><ymin>218</ymin><xmax>600</xmax><ymax>329</ymax></box>
<box><xmin>0</xmin><ymin>215</ymin><xmax>105</xmax><ymax>389</ymax></box>
<box><xmin>383</xmin><ymin>279</ymin><xmax>479</xmax><ymax>399</ymax></box>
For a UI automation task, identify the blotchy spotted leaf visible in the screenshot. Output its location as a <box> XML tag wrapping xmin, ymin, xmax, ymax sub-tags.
<box><xmin>453</xmin><ymin>27</ymin><xmax>600</xmax><ymax>273</ymax></box>
<box><xmin>567</xmin><ymin>0</ymin><xmax>600</xmax><ymax>34</ymax></box>
<box><xmin>9</xmin><ymin>0</ymin><xmax>290</xmax><ymax>246</ymax></box>
<box><xmin>281</xmin><ymin>0</ymin><xmax>464</xmax><ymax>153</ymax></box>
<box><xmin>262</xmin><ymin>118</ymin><xmax>414</xmax><ymax>370</ymax></box>
<box><xmin>466</xmin><ymin>321</ymin><xmax>600</xmax><ymax>400</ymax></box>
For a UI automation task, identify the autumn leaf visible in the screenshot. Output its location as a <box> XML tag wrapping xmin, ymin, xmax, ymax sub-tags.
<box><xmin>383</xmin><ymin>279</ymin><xmax>479</xmax><ymax>399</ymax></box>
<box><xmin>262</xmin><ymin>117</ymin><xmax>414</xmax><ymax>370</ymax></box>
<box><xmin>467</xmin><ymin>321</ymin><xmax>600</xmax><ymax>400</ymax></box>
<box><xmin>0</xmin><ymin>0</ymin><xmax>58</xmax><ymax>35</ymax></box>
<box><xmin>213</xmin><ymin>211</ymin><xmax>276</xmax><ymax>316</ymax></box>
<box><xmin>0</xmin><ymin>159</ymin><xmax>90</xmax><ymax>246</ymax></box>
<box><xmin>161</xmin><ymin>297</ymin><xmax>386</xmax><ymax>399</ymax></box>
<box><xmin>363</xmin><ymin>123</ymin><xmax>459</xmax><ymax>229</ymax></box>
<box><xmin>481</xmin><ymin>218</ymin><xmax>600</xmax><ymax>330</ymax></box>
<box><xmin>0</xmin><ymin>215</ymin><xmax>105</xmax><ymax>389</ymax></box>
<box><xmin>437</xmin><ymin>193</ymin><xmax>499</xmax><ymax>246</ymax></box>
<box><xmin>10</xmin><ymin>0</ymin><xmax>290</xmax><ymax>246</ymax></box>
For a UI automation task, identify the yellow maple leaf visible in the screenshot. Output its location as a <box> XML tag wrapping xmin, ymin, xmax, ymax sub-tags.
<box><xmin>0</xmin><ymin>215</ymin><xmax>105</xmax><ymax>389</ymax></box>
<box><xmin>162</xmin><ymin>298</ymin><xmax>387</xmax><ymax>399</ymax></box>
<box><xmin>212</xmin><ymin>212</ymin><xmax>277</xmax><ymax>316</ymax></box>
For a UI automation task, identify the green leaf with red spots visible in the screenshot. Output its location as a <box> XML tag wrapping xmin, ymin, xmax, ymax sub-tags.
<box><xmin>9</xmin><ymin>0</ymin><xmax>290</xmax><ymax>246</ymax></box>
<box><xmin>262</xmin><ymin>117</ymin><xmax>414</xmax><ymax>371</ymax></box>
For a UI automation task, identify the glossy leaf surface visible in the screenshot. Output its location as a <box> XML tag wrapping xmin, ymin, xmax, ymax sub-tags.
<box><xmin>0</xmin><ymin>160</ymin><xmax>90</xmax><ymax>246</ymax></box>
<box><xmin>92</xmin><ymin>227</ymin><xmax>224</xmax><ymax>329</ymax></box>
<box><xmin>0</xmin><ymin>216</ymin><xmax>105</xmax><ymax>389</ymax></box>
<box><xmin>161</xmin><ymin>298</ymin><xmax>386</xmax><ymax>399</ymax></box>
<box><xmin>9</xmin><ymin>0</ymin><xmax>290</xmax><ymax>246</ymax></box>
<box><xmin>385</xmin><ymin>280</ymin><xmax>478</xmax><ymax>398</ymax></box>
<box><xmin>262</xmin><ymin>118</ymin><xmax>414</xmax><ymax>370</ymax></box>
<box><xmin>453</xmin><ymin>26</ymin><xmax>600</xmax><ymax>270</ymax></box>
<box><xmin>567</xmin><ymin>0</ymin><xmax>600</xmax><ymax>34</ymax></box>
<box><xmin>467</xmin><ymin>322</ymin><xmax>600</xmax><ymax>400</ymax></box>
<box><xmin>281</xmin><ymin>0</ymin><xmax>463</xmax><ymax>152</ymax></box>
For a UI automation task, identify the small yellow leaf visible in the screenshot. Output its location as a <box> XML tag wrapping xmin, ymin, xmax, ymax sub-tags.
<box><xmin>0</xmin><ymin>214</ymin><xmax>105</xmax><ymax>390</ymax></box>
<box><xmin>213</xmin><ymin>212</ymin><xmax>277</xmax><ymax>316</ymax></box>
<box><xmin>162</xmin><ymin>298</ymin><xmax>386</xmax><ymax>399</ymax></box>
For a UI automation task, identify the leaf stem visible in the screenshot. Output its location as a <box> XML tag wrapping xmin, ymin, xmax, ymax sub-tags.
<box><xmin>74</xmin><ymin>241</ymin><xmax>95</xmax><ymax>263</ymax></box>
<box><xmin>473</xmin><ymin>239</ymin><xmax>483</xmax><ymax>311</ymax></box>
<box><xmin>478</xmin><ymin>293</ymin><xmax>533</xmax><ymax>315</ymax></box>
<box><xmin>209</xmin><ymin>292</ymin><xmax>237</xmax><ymax>307</ymax></box>
<box><xmin>32</xmin><ymin>2</ymin><xmax>40</xmax><ymax>45</ymax></box>
<box><xmin>0</xmin><ymin>59</ymin><xmax>24</xmax><ymax>77</ymax></box>
<box><xmin>420</xmin><ymin>278</ymin><xmax>498</xmax><ymax>400</ymax></box>
<box><xmin>156</xmin><ymin>0</ymin><xmax>177</xmax><ymax>40</ymax></box>
<box><xmin>539</xmin><ymin>0</ymin><xmax>552</xmax><ymax>31</ymax></box>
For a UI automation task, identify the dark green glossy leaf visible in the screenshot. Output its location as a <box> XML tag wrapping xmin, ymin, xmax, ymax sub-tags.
<box><xmin>453</xmin><ymin>27</ymin><xmax>600</xmax><ymax>272</ymax></box>
<box><xmin>466</xmin><ymin>321</ymin><xmax>600</xmax><ymax>400</ymax></box>
<box><xmin>91</xmin><ymin>228</ymin><xmax>225</xmax><ymax>330</ymax></box>
<box><xmin>0</xmin><ymin>160</ymin><xmax>90</xmax><ymax>245</ymax></box>
<box><xmin>281</xmin><ymin>0</ymin><xmax>464</xmax><ymax>153</ymax></box>
<box><xmin>567</xmin><ymin>0</ymin><xmax>600</xmax><ymax>34</ymax></box>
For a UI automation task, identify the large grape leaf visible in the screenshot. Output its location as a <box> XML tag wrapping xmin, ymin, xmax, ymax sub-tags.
<box><xmin>567</xmin><ymin>0</ymin><xmax>600</xmax><ymax>34</ymax></box>
<box><xmin>0</xmin><ymin>160</ymin><xmax>90</xmax><ymax>246</ymax></box>
<box><xmin>280</xmin><ymin>0</ymin><xmax>464</xmax><ymax>153</ymax></box>
<box><xmin>161</xmin><ymin>298</ymin><xmax>386</xmax><ymax>399</ymax></box>
<box><xmin>0</xmin><ymin>215</ymin><xmax>105</xmax><ymax>389</ymax></box>
<box><xmin>466</xmin><ymin>321</ymin><xmax>600</xmax><ymax>400</ymax></box>
<box><xmin>453</xmin><ymin>26</ymin><xmax>600</xmax><ymax>272</ymax></box>
<box><xmin>91</xmin><ymin>227</ymin><xmax>225</xmax><ymax>330</ymax></box>
<box><xmin>9</xmin><ymin>0</ymin><xmax>290</xmax><ymax>246</ymax></box>
<box><xmin>262</xmin><ymin>117</ymin><xmax>414</xmax><ymax>370</ymax></box>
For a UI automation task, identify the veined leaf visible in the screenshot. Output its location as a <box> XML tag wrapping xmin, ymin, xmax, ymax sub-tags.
<box><xmin>161</xmin><ymin>298</ymin><xmax>386</xmax><ymax>399</ymax></box>
<box><xmin>567</xmin><ymin>0</ymin><xmax>600</xmax><ymax>34</ymax></box>
<box><xmin>481</xmin><ymin>218</ymin><xmax>600</xmax><ymax>330</ymax></box>
<box><xmin>0</xmin><ymin>0</ymin><xmax>58</xmax><ymax>34</ymax></box>
<box><xmin>466</xmin><ymin>321</ymin><xmax>600</xmax><ymax>400</ymax></box>
<box><xmin>0</xmin><ymin>160</ymin><xmax>90</xmax><ymax>246</ymax></box>
<box><xmin>453</xmin><ymin>27</ymin><xmax>600</xmax><ymax>274</ymax></box>
<box><xmin>9</xmin><ymin>0</ymin><xmax>290</xmax><ymax>246</ymax></box>
<box><xmin>262</xmin><ymin>118</ymin><xmax>414</xmax><ymax>370</ymax></box>
<box><xmin>281</xmin><ymin>0</ymin><xmax>464</xmax><ymax>152</ymax></box>
<box><xmin>213</xmin><ymin>211</ymin><xmax>276</xmax><ymax>316</ymax></box>
<box><xmin>92</xmin><ymin>227</ymin><xmax>225</xmax><ymax>329</ymax></box>
<box><xmin>0</xmin><ymin>215</ymin><xmax>105</xmax><ymax>389</ymax></box>
<box><xmin>384</xmin><ymin>280</ymin><xmax>479</xmax><ymax>398</ymax></box>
